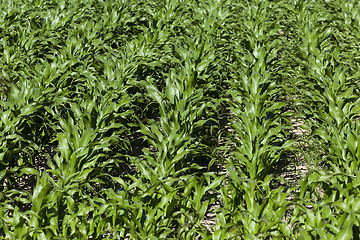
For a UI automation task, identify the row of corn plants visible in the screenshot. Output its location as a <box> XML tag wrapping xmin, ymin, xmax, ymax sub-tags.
<box><xmin>0</xmin><ymin>0</ymin><xmax>360</xmax><ymax>239</ymax></box>
<box><xmin>276</xmin><ymin>0</ymin><xmax>360</xmax><ymax>239</ymax></box>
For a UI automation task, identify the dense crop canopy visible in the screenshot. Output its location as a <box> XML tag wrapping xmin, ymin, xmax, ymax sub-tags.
<box><xmin>0</xmin><ymin>0</ymin><xmax>360</xmax><ymax>239</ymax></box>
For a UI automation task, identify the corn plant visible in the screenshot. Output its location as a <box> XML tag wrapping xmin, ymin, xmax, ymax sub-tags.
<box><xmin>213</xmin><ymin>173</ymin><xmax>292</xmax><ymax>239</ymax></box>
<box><xmin>228</xmin><ymin>0</ymin><xmax>294</xmax><ymax>181</ymax></box>
<box><xmin>279</xmin><ymin>1</ymin><xmax>360</xmax><ymax>238</ymax></box>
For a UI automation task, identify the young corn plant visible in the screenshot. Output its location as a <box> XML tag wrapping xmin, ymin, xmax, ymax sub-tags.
<box><xmin>228</xmin><ymin>0</ymin><xmax>294</xmax><ymax>181</ymax></box>
<box><xmin>137</xmin><ymin>32</ymin><xmax>218</xmax><ymax>179</ymax></box>
<box><xmin>213</xmin><ymin>173</ymin><xmax>292</xmax><ymax>239</ymax></box>
<box><xmin>1</xmin><ymin>81</ymin><xmax>133</xmax><ymax>238</ymax></box>
<box><xmin>117</xmin><ymin>31</ymin><xmax>222</xmax><ymax>237</ymax></box>
<box><xmin>211</xmin><ymin>1</ymin><xmax>296</xmax><ymax>239</ymax></box>
<box><xmin>289</xmin><ymin>169</ymin><xmax>360</xmax><ymax>240</ymax></box>
<box><xmin>286</xmin><ymin>2</ymin><xmax>360</xmax><ymax>238</ymax></box>
<box><xmin>291</xmin><ymin>0</ymin><xmax>360</xmax><ymax>173</ymax></box>
<box><xmin>0</xmin><ymin>77</ymin><xmax>44</xmax><ymax>193</ymax></box>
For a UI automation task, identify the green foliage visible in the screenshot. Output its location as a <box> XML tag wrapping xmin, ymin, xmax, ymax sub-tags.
<box><xmin>1</xmin><ymin>0</ymin><xmax>360</xmax><ymax>239</ymax></box>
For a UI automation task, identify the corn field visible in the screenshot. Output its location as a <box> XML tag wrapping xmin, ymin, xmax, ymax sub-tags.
<box><xmin>1</xmin><ymin>0</ymin><xmax>360</xmax><ymax>239</ymax></box>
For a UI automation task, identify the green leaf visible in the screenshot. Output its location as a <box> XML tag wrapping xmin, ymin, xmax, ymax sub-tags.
<box><xmin>335</xmin><ymin>213</ymin><xmax>354</xmax><ymax>240</ymax></box>
<box><xmin>31</xmin><ymin>174</ymin><xmax>51</xmax><ymax>212</ymax></box>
